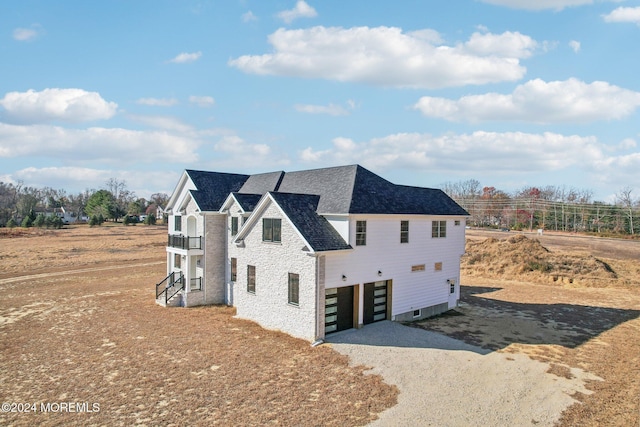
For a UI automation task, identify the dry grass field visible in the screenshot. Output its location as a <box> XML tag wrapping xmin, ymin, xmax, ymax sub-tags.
<box><xmin>415</xmin><ymin>229</ymin><xmax>640</xmax><ymax>427</ymax></box>
<box><xmin>1</xmin><ymin>225</ymin><xmax>638</xmax><ymax>426</ymax></box>
<box><xmin>0</xmin><ymin>225</ymin><xmax>397</xmax><ymax>426</ymax></box>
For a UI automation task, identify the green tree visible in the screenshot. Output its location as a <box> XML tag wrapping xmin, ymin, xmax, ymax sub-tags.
<box><xmin>85</xmin><ymin>190</ymin><xmax>115</xmax><ymax>221</ymax></box>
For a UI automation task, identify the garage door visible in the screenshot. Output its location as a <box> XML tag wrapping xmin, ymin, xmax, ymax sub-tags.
<box><xmin>325</xmin><ymin>286</ymin><xmax>354</xmax><ymax>334</ymax></box>
<box><xmin>363</xmin><ymin>280</ymin><xmax>387</xmax><ymax>325</ymax></box>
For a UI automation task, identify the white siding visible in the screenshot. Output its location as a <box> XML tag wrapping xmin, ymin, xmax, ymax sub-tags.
<box><xmin>230</xmin><ymin>201</ymin><xmax>318</xmax><ymax>341</ymax></box>
<box><xmin>324</xmin><ymin>215</ymin><xmax>466</xmax><ymax>320</ymax></box>
<box><xmin>325</xmin><ymin>215</ymin><xmax>349</xmax><ymax>242</ymax></box>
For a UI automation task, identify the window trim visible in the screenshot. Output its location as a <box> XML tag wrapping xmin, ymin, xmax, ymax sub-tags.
<box><xmin>288</xmin><ymin>273</ymin><xmax>300</xmax><ymax>306</ymax></box>
<box><xmin>262</xmin><ymin>218</ymin><xmax>282</xmax><ymax>243</ymax></box>
<box><xmin>400</xmin><ymin>220</ymin><xmax>409</xmax><ymax>243</ymax></box>
<box><xmin>174</xmin><ymin>215</ymin><xmax>182</xmax><ymax>232</ymax></box>
<box><xmin>431</xmin><ymin>220</ymin><xmax>447</xmax><ymax>238</ymax></box>
<box><xmin>247</xmin><ymin>265</ymin><xmax>256</xmax><ymax>294</ymax></box>
<box><xmin>231</xmin><ymin>217</ymin><xmax>238</xmax><ymax>236</ymax></box>
<box><xmin>355</xmin><ymin>220</ymin><xmax>367</xmax><ymax>246</ymax></box>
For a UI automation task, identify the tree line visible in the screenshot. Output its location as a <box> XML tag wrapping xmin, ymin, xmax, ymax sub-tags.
<box><xmin>0</xmin><ymin>178</ymin><xmax>169</xmax><ymax>228</ymax></box>
<box><xmin>442</xmin><ymin>179</ymin><xmax>639</xmax><ymax>236</ymax></box>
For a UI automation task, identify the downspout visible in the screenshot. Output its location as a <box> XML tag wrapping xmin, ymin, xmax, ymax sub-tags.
<box><xmin>311</xmin><ymin>252</ymin><xmax>324</xmax><ymax>347</ymax></box>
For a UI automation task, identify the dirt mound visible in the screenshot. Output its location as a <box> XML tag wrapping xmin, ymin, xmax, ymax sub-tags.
<box><xmin>463</xmin><ymin>235</ymin><xmax>618</xmax><ymax>286</ymax></box>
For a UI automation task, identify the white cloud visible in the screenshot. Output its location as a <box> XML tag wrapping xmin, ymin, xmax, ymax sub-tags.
<box><xmin>299</xmin><ymin>130</ymin><xmax>640</xmax><ymax>192</ymax></box>
<box><xmin>294</xmin><ymin>103</ymin><xmax>350</xmax><ymax>116</ymax></box>
<box><xmin>136</xmin><ymin>97</ymin><xmax>178</xmax><ymax>107</ymax></box>
<box><xmin>277</xmin><ymin>1</ymin><xmax>318</xmax><ymax>23</ymax></box>
<box><xmin>569</xmin><ymin>40</ymin><xmax>581</xmax><ymax>52</ymax></box>
<box><xmin>603</xmin><ymin>7</ymin><xmax>640</xmax><ymax>25</ymax></box>
<box><xmin>189</xmin><ymin>95</ymin><xmax>215</xmax><ymax>107</ymax></box>
<box><xmin>127</xmin><ymin>115</ymin><xmax>194</xmax><ymax>133</ymax></box>
<box><xmin>12</xmin><ymin>25</ymin><xmax>44</xmax><ymax>41</ymax></box>
<box><xmin>9</xmin><ymin>166</ymin><xmax>180</xmax><ymax>198</ymax></box>
<box><xmin>463</xmin><ymin>31</ymin><xmax>538</xmax><ymax>59</ymax></box>
<box><xmin>301</xmin><ymin>131</ymin><xmax>603</xmax><ymax>173</ymax></box>
<box><xmin>168</xmin><ymin>51</ymin><xmax>202</xmax><ymax>64</ymax></box>
<box><xmin>230</xmin><ymin>26</ymin><xmax>536</xmax><ymax>89</ymax></box>
<box><xmin>479</xmin><ymin>0</ymin><xmax>596</xmax><ymax>11</ymax></box>
<box><xmin>242</xmin><ymin>11</ymin><xmax>258</xmax><ymax>22</ymax></box>
<box><xmin>0</xmin><ymin>88</ymin><xmax>117</xmax><ymax>124</ymax></box>
<box><xmin>413</xmin><ymin>78</ymin><xmax>640</xmax><ymax>123</ymax></box>
<box><xmin>0</xmin><ymin>122</ymin><xmax>200</xmax><ymax>163</ymax></box>
<box><xmin>210</xmin><ymin>133</ymin><xmax>289</xmax><ymax>169</ymax></box>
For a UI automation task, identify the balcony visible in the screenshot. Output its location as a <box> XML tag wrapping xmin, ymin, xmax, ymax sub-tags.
<box><xmin>190</xmin><ymin>277</ymin><xmax>203</xmax><ymax>291</ymax></box>
<box><xmin>168</xmin><ymin>234</ymin><xmax>202</xmax><ymax>250</ymax></box>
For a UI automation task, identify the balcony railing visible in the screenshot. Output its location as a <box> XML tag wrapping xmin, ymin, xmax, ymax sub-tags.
<box><xmin>190</xmin><ymin>277</ymin><xmax>203</xmax><ymax>291</ymax></box>
<box><xmin>168</xmin><ymin>234</ymin><xmax>202</xmax><ymax>250</ymax></box>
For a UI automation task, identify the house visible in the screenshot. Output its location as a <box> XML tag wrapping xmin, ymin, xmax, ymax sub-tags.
<box><xmin>157</xmin><ymin>164</ymin><xmax>468</xmax><ymax>342</ymax></box>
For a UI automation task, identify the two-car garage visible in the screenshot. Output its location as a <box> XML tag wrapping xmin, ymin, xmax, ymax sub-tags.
<box><xmin>324</xmin><ymin>280</ymin><xmax>390</xmax><ymax>334</ymax></box>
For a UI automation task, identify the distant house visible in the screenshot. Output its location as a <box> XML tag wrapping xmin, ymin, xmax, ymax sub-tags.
<box><xmin>157</xmin><ymin>165</ymin><xmax>468</xmax><ymax>342</ymax></box>
<box><xmin>54</xmin><ymin>207</ymin><xmax>78</xmax><ymax>224</ymax></box>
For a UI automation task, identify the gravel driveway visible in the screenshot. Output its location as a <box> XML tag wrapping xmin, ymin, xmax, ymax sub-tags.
<box><xmin>325</xmin><ymin>321</ymin><xmax>600</xmax><ymax>427</ymax></box>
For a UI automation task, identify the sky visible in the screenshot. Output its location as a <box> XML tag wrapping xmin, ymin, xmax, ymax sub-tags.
<box><xmin>1</xmin><ymin>0</ymin><xmax>639</xmax><ymax>203</ymax></box>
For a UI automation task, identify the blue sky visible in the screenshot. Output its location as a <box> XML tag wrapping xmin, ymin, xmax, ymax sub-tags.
<box><xmin>1</xmin><ymin>0</ymin><xmax>639</xmax><ymax>202</ymax></box>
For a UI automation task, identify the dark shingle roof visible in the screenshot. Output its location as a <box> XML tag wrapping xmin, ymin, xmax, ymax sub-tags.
<box><xmin>238</xmin><ymin>171</ymin><xmax>285</xmax><ymax>194</ymax></box>
<box><xmin>185</xmin><ymin>164</ymin><xmax>467</xmax><ymax>216</ymax></box>
<box><xmin>186</xmin><ymin>170</ymin><xmax>249</xmax><ymax>211</ymax></box>
<box><xmin>269</xmin><ymin>192</ymin><xmax>352</xmax><ymax>252</ymax></box>
<box><xmin>231</xmin><ymin>193</ymin><xmax>262</xmax><ymax>212</ymax></box>
<box><xmin>277</xmin><ymin>164</ymin><xmax>468</xmax><ymax>216</ymax></box>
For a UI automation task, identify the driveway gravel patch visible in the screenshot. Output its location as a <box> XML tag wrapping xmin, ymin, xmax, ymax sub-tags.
<box><xmin>325</xmin><ymin>321</ymin><xmax>600</xmax><ymax>427</ymax></box>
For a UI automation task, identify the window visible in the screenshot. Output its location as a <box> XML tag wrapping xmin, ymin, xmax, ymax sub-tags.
<box><xmin>231</xmin><ymin>217</ymin><xmax>238</xmax><ymax>236</ymax></box>
<box><xmin>230</xmin><ymin>258</ymin><xmax>237</xmax><ymax>282</ymax></box>
<box><xmin>356</xmin><ymin>220</ymin><xmax>367</xmax><ymax>246</ymax></box>
<box><xmin>174</xmin><ymin>215</ymin><xmax>182</xmax><ymax>232</ymax></box>
<box><xmin>174</xmin><ymin>253</ymin><xmax>181</xmax><ymax>269</ymax></box>
<box><xmin>450</xmin><ymin>282</ymin><xmax>455</xmax><ymax>294</ymax></box>
<box><xmin>432</xmin><ymin>220</ymin><xmax>447</xmax><ymax>238</ymax></box>
<box><xmin>434</xmin><ymin>262</ymin><xmax>443</xmax><ymax>271</ymax></box>
<box><xmin>262</xmin><ymin>218</ymin><xmax>282</xmax><ymax>243</ymax></box>
<box><xmin>455</xmin><ymin>220</ymin><xmax>461</xmax><ymax>226</ymax></box>
<box><xmin>247</xmin><ymin>265</ymin><xmax>255</xmax><ymax>293</ymax></box>
<box><xmin>400</xmin><ymin>220</ymin><xmax>409</xmax><ymax>243</ymax></box>
<box><xmin>288</xmin><ymin>273</ymin><xmax>300</xmax><ymax>306</ymax></box>
<box><xmin>413</xmin><ymin>309</ymin><xmax>421</xmax><ymax>318</ymax></box>
<box><xmin>411</xmin><ymin>264</ymin><xmax>425</xmax><ymax>272</ymax></box>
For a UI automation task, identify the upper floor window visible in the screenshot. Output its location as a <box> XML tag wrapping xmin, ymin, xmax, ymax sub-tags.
<box><xmin>432</xmin><ymin>220</ymin><xmax>447</xmax><ymax>238</ymax></box>
<box><xmin>400</xmin><ymin>220</ymin><xmax>409</xmax><ymax>243</ymax></box>
<box><xmin>231</xmin><ymin>217</ymin><xmax>239</xmax><ymax>236</ymax></box>
<box><xmin>262</xmin><ymin>218</ymin><xmax>281</xmax><ymax>243</ymax></box>
<box><xmin>356</xmin><ymin>220</ymin><xmax>367</xmax><ymax>246</ymax></box>
<box><xmin>174</xmin><ymin>215</ymin><xmax>182</xmax><ymax>232</ymax></box>
<box><xmin>247</xmin><ymin>265</ymin><xmax>256</xmax><ymax>293</ymax></box>
<box><xmin>288</xmin><ymin>273</ymin><xmax>299</xmax><ymax>306</ymax></box>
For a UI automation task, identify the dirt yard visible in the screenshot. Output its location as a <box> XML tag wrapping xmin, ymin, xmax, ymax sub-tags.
<box><xmin>414</xmin><ymin>229</ymin><xmax>640</xmax><ymax>427</ymax></box>
<box><xmin>1</xmin><ymin>226</ymin><xmax>638</xmax><ymax>426</ymax></box>
<box><xmin>0</xmin><ymin>225</ymin><xmax>397</xmax><ymax>426</ymax></box>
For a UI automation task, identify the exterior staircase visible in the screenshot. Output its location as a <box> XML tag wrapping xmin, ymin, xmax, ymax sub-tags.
<box><xmin>155</xmin><ymin>272</ymin><xmax>184</xmax><ymax>307</ymax></box>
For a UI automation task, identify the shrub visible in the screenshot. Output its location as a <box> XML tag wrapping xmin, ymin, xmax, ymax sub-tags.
<box><xmin>6</xmin><ymin>218</ymin><xmax>17</xmax><ymax>228</ymax></box>
<box><xmin>34</xmin><ymin>214</ymin><xmax>46</xmax><ymax>228</ymax></box>
<box><xmin>89</xmin><ymin>215</ymin><xmax>103</xmax><ymax>227</ymax></box>
<box><xmin>144</xmin><ymin>214</ymin><xmax>156</xmax><ymax>225</ymax></box>
<box><xmin>21</xmin><ymin>216</ymin><xmax>33</xmax><ymax>228</ymax></box>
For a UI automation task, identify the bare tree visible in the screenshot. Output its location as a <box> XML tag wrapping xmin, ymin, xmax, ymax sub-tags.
<box><xmin>616</xmin><ymin>187</ymin><xmax>637</xmax><ymax>235</ymax></box>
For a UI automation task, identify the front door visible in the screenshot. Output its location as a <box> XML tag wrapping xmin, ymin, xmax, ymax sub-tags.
<box><xmin>363</xmin><ymin>280</ymin><xmax>387</xmax><ymax>324</ymax></box>
<box><xmin>325</xmin><ymin>286</ymin><xmax>354</xmax><ymax>334</ymax></box>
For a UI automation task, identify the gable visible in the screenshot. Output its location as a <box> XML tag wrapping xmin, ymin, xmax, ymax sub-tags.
<box><xmin>234</xmin><ymin>192</ymin><xmax>352</xmax><ymax>253</ymax></box>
